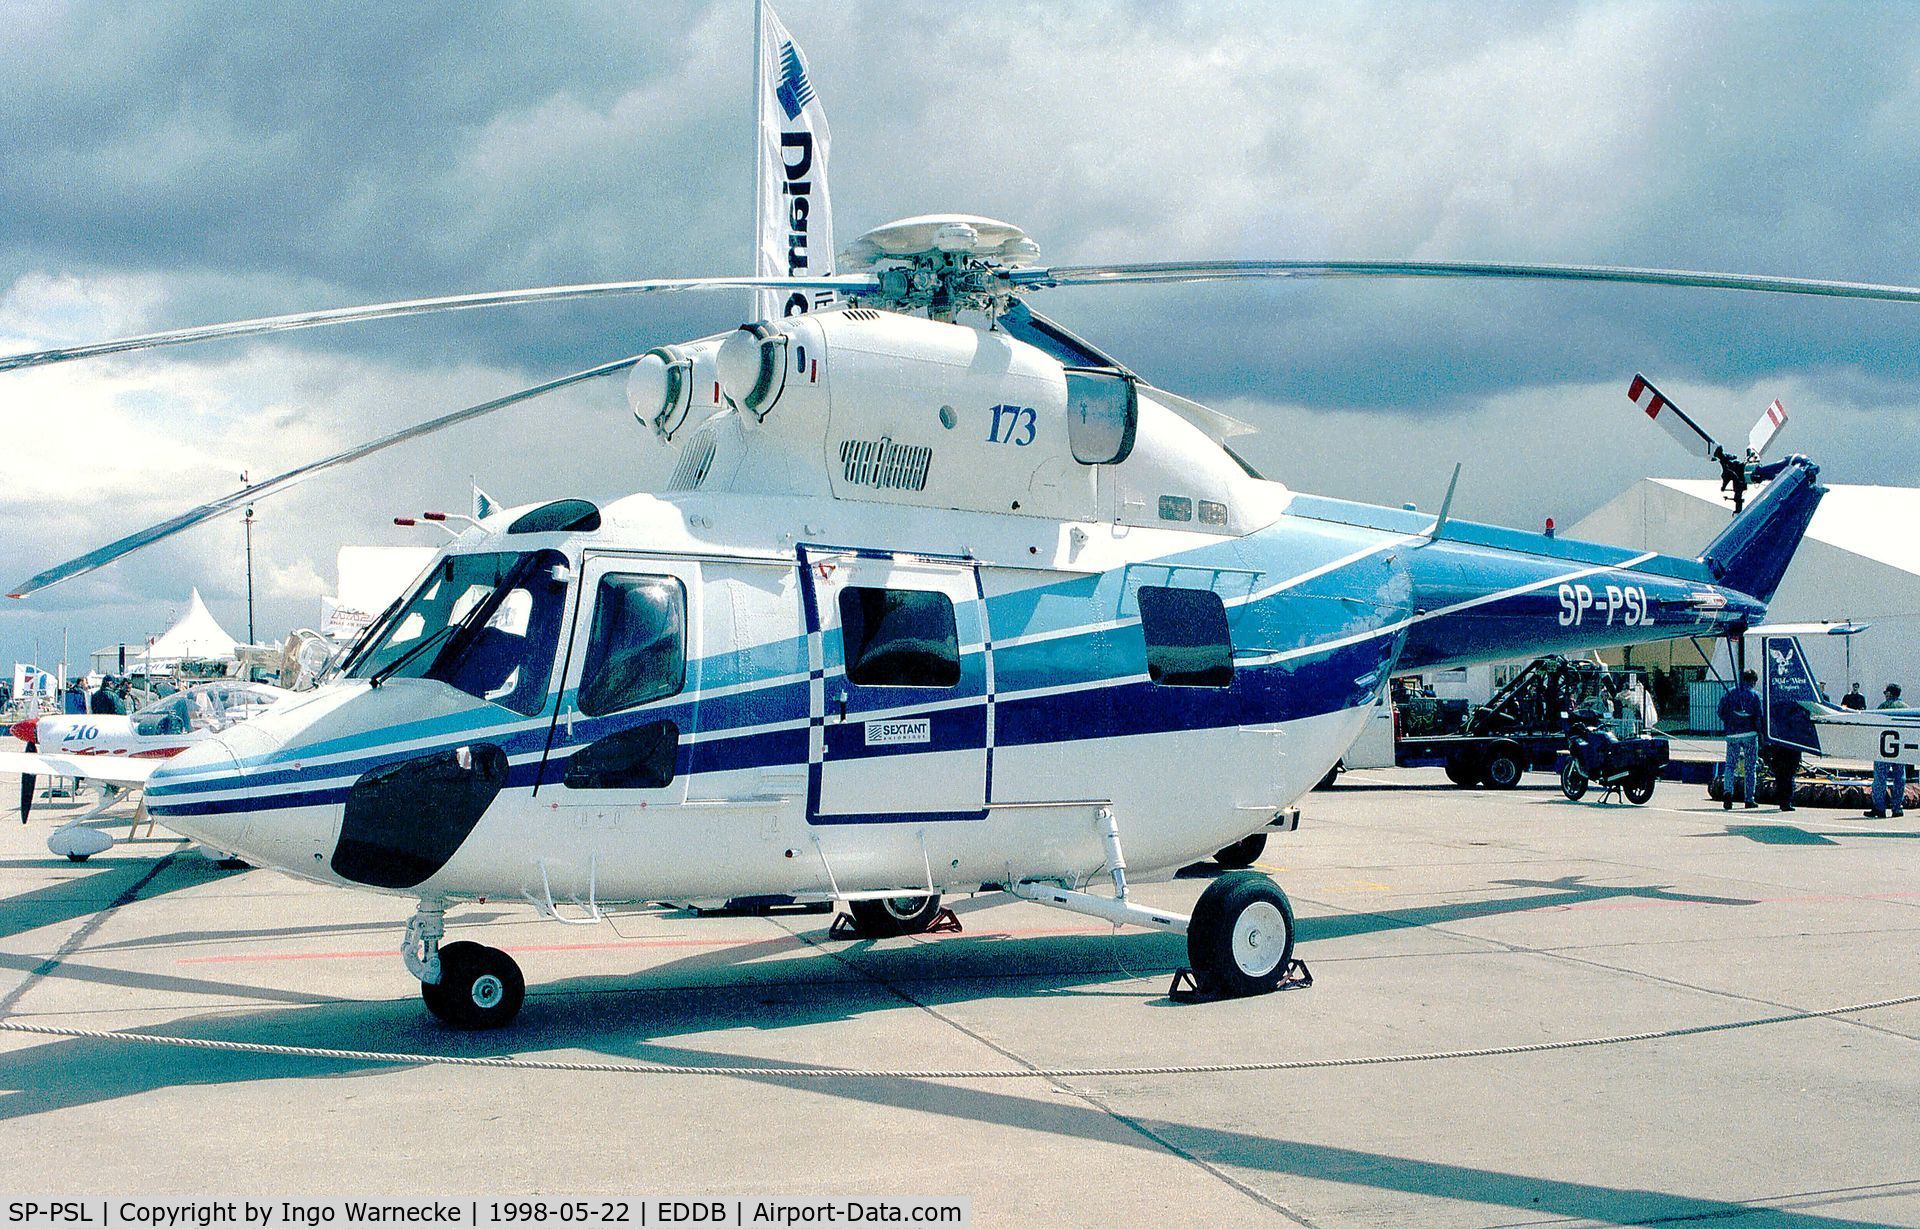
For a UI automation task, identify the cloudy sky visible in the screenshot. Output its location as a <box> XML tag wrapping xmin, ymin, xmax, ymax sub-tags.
<box><xmin>3</xmin><ymin>0</ymin><xmax>1918</xmax><ymax>670</ymax></box>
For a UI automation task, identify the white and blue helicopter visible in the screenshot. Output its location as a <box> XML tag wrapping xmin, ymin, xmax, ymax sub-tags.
<box><xmin>7</xmin><ymin>212</ymin><xmax>1914</xmax><ymax>1028</ymax></box>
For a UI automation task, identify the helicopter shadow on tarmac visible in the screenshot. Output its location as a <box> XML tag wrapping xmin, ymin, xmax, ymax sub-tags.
<box><xmin>1711</xmin><ymin>822</ymin><xmax>1920</xmax><ymax>847</ymax></box>
<box><xmin>0</xmin><ymin>872</ymin><xmax>1855</xmax><ymax>1229</ymax></box>
<box><xmin>0</xmin><ymin>870</ymin><xmax>1764</xmax><ymax>1120</ymax></box>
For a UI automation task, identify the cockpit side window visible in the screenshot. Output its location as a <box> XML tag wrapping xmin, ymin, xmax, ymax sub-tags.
<box><xmin>577</xmin><ymin>575</ymin><xmax>688</xmax><ymax>716</ymax></box>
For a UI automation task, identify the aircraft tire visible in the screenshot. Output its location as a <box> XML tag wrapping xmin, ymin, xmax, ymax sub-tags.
<box><xmin>848</xmin><ymin>894</ymin><xmax>942</xmax><ymax>937</ymax></box>
<box><xmin>1483</xmin><ymin>746</ymin><xmax>1524</xmax><ymax>790</ymax></box>
<box><xmin>421</xmin><ymin>941</ymin><xmax>525</xmax><ymax>1029</ymax></box>
<box><xmin>1624</xmin><ymin>775</ymin><xmax>1657</xmax><ymax>806</ymax></box>
<box><xmin>1560</xmin><ymin>763</ymin><xmax>1589</xmax><ymax>801</ymax></box>
<box><xmin>1188</xmin><ymin>871</ymin><xmax>1295</xmax><ymax>998</ymax></box>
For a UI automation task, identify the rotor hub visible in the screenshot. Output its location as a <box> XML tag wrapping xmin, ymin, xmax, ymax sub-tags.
<box><xmin>840</xmin><ymin>214</ymin><xmax>1039</xmax><ymax>320</ymax></box>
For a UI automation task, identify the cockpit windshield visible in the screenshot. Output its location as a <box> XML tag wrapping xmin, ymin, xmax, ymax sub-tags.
<box><xmin>344</xmin><ymin>549</ymin><xmax>569</xmax><ymax>715</ymax></box>
<box><xmin>131</xmin><ymin>682</ymin><xmax>284</xmax><ymax>737</ymax></box>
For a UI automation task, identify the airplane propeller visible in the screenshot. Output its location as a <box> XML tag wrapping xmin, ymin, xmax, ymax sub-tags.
<box><xmin>19</xmin><ymin>741</ymin><xmax>34</xmax><ymax>823</ymax></box>
<box><xmin>6</xmin><ymin>232</ymin><xmax>1920</xmax><ymax>597</ymax></box>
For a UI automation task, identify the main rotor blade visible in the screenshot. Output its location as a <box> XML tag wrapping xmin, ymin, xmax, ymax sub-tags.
<box><xmin>7</xmin><ymin>353</ymin><xmax>643</xmax><ymax>599</ymax></box>
<box><xmin>1011</xmin><ymin>260</ymin><xmax>1920</xmax><ymax>305</ymax></box>
<box><xmin>0</xmin><ymin>274</ymin><xmax>878</xmax><ymax>373</ymax></box>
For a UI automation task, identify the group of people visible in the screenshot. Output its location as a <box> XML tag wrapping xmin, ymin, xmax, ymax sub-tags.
<box><xmin>1719</xmin><ymin>672</ymin><xmax>1907</xmax><ymax>816</ymax></box>
<box><xmin>58</xmin><ymin>676</ymin><xmax>132</xmax><ymax>716</ymax></box>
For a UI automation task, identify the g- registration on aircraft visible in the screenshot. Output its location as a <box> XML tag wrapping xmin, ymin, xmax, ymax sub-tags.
<box><xmin>9</xmin><ymin>207</ymin><xmax>1920</xmax><ymax>1027</ymax></box>
<box><xmin>1761</xmin><ymin>634</ymin><xmax>1920</xmax><ymax>768</ymax></box>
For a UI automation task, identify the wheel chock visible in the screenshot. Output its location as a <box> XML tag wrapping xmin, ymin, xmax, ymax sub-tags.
<box><xmin>1167</xmin><ymin>958</ymin><xmax>1314</xmax><ymax>1003</ymax></box>
<box><xmin>827</xmin><ymin>906</ymin><xmax>964</xmax><ymax>941</ymax></box>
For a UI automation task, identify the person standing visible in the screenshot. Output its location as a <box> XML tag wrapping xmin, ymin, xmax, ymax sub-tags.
<box><xmin>1842</xmin><ymin>684</ymin><xmax>1868</xmax><ymax>711</ymax></box>
<box><xmin>1868</xmin><ymin>683</ymin><xmax>1908</xmax><ymax>819</ymax></box>
<box><xmin>1765</xmin><ymin>737</ymin><xmax>1802</xmax><ymax>812</ymax></box>
<box><xmin>1719</xmin><ymin>669</ymin><xmax>1764</xmax><ymax>811</ymax></box>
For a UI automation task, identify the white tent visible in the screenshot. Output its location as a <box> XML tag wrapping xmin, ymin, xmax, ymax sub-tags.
<box><xmin>91</xmin><ymin>588</ymin><xmax>241</xmax><ymax>674</ymax></box>
<box><xmin>1571</xmin><ymin>479</ymin><xmax>1920</xmax><ymax>706</ymax></box>
<box><xmin>322</xmin><ymin>546</ymin><xmax>436</xmax><ymax>641</ymax></box>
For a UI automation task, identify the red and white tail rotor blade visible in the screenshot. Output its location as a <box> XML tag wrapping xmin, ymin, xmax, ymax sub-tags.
<box><xmin>1627</xmin><ymin>372</ymin><xmax>1720</xmax><ymax>460</ymax></box>
<box><xmin>1748</xmin><ymin>398</ymin><xmax>1789</xmax><ymax>459</ymax></box>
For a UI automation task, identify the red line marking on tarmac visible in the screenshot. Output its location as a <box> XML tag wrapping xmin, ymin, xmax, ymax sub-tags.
<box><xmin>177</xmin><ymin>925</ymin><xmax>1115</xmax><ymax>965</ymax></box>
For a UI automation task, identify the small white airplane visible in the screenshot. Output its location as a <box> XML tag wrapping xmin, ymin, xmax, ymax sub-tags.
<box><xmin>1760</xmin><ymin>634</ymin><xmax>1919</xmax><ymax>768</ymax></box>
<box><xmin>4</xmin><ymin>680</ymin><xmax>288</xmax><ymax>857</ymax></box>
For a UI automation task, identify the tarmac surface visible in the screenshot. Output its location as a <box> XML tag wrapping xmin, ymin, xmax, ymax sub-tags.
<box><xmin>2</xmin><ymin>754</ymin><xmax>1918</xmax><ymax>1227</ymax></box>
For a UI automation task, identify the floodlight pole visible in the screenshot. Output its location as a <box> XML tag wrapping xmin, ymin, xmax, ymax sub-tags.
<box><xmin>242</xmin><ymin>470</ymin><xmax>256</xmax><ymax>645</ymax></box>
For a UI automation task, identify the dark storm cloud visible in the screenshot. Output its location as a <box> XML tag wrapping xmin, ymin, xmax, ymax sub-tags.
<box><xmin>3</xmin><ymin>0</ymin><xmax>1920</xmax><ymax>666</ymax></box>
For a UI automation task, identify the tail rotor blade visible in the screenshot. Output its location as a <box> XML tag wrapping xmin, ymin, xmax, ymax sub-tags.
<box><xmin>6</xmin><ymin>352</ymin><xmax>647</xmax><ymax>599</ymax></box>
<box><xmin>1628</xmin><ymin>373</ymin><xmax>1721</xmax><ymax>461</ymax></box>
<box><xmin>1748</xmin><ymin>399</ymin><xmax>1789</xmax><ymax>459</ymax></box>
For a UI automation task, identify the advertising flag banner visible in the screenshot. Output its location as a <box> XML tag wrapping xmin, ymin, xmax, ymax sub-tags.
<box><xmin>755</xmin><ymin>2</ymin><xmax>835</xmax><ymax>322</ymax></box>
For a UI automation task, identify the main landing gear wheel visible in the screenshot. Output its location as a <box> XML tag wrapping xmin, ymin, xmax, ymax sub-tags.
<box><xmin>1213</xmin><ymin>832</ymin><xmax>1267</xmax><ymax>869</ymax></box>
<box><xmin>1483</xmin><ymin>747</ymin><xmax>1524</xmax><ymax>790</ymax></box>
<box><xmin>847</xmin><ymin>894</ymin><xmax>943</xmax><ymax>937</ymax></box>
<box><xmin>1187</xmin><ymin>871</ymin><xmax>1296</xmax><ymax>998</ymax></box>
<box><xmin>1560</xmin><ymin>763</ymin><xmax>1589</xmax><ymax>801</ymax></box>
<box><xmin>421</xmin><ymin>940</ymin><xmax>525</xmax><ymax>1029</ymax></box>
<box><xmin>1623</xmin><ymin>775</ymin><xmax>1657</xmax><ymax>806</ymax></box>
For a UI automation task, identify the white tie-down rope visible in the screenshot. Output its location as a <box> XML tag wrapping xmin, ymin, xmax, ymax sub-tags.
<box><xmin>4</xmin><ymin>991</ymin><xmax>1916</xmax><ymax>1079</ymax></box>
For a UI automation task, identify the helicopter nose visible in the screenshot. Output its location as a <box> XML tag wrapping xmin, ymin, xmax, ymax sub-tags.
<box><xmin>146</xmin><ymin>726</ymin><xmax>346</xmax><ymax>873</ymax></box>
<box><xmin>145</xmin><ymin>737</ymin><xmax>251</xmax><ymax>856</ymax></box>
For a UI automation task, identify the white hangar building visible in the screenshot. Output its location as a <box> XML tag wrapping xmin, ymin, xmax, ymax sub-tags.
<box><xmin>1571</xmin><ymin>479</ymin><xmax>1920</xmax><ymax>704</ymax></box>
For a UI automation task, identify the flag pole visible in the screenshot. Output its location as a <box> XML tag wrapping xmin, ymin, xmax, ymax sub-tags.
<box><xmin>751</xmin><ymin>0</ymin><xmax>765</xmax><ymax>322</ymax></box>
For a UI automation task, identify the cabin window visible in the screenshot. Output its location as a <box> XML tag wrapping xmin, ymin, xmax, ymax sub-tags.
<box><xmin>837</xmin><ymin>587</ymin><xmax>961</xmax><ymax>688</ymax></box>
<box><xmin>1138</xmin><ymin>585</ymin><xmax>1233</xmax><ymax>688</ymax></box>
<box><xmin>1065</xmin><ymin>367</ymin><xmax>1137</xmax><ymax>465</ymax></box>
<box><xmin>578</xmin><ymin>575</ymin><xmax>687</xmax><ymax>716</ymax></box>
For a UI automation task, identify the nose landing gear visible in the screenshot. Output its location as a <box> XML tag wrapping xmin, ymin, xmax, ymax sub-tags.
<box><xmin>405</xmin><ymin>900</ymin><xmax>526</xmax><ymax>1029</ymax></box>
<box><xmin>422</xmin><ymin>941</ymin><xmax>526</xmax><ymax>1029</ymax></box>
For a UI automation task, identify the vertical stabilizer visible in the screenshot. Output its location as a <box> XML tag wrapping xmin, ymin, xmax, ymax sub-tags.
<box><xmin>1698</xmin><ymin>457</ymin><xmax>1823</xmax><ymax>602</ymax></box>
<box><xmin>1759</xmin><ymin>634</ymin><xmax>1829</xmax><ymax>753</ymax></box>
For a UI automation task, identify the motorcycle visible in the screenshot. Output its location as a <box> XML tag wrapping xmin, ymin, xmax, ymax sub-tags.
<box><xmin>1559</xmin><ymin>717</ymin><xmax>1669</xmax><ymax>806</ymax></box>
